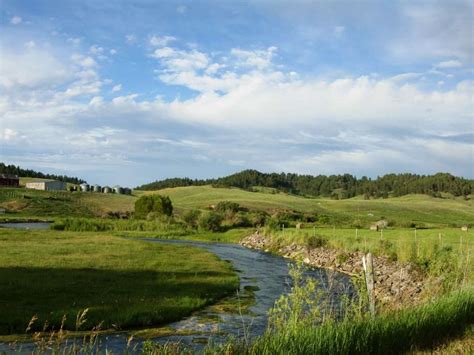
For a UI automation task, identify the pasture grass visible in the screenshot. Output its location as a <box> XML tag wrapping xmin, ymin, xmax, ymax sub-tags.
<box><xmin>143</xmin><ymin>186</ymin><xmax>474</xmax><ymax>227</ymax></box>
<box><xmin>244</xmin><ymin>289</ymin><xmax>474</xmax><ymax>355</ymax></box>
<box><xmin>0</xmin><ymin>229</ymin><xmax>239</xmax><ymax>335</ymax></box>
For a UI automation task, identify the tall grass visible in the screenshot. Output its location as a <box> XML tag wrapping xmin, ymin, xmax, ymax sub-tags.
<box><xmin>51</xmin><ymin>217</ymin><xmax>189</xmax><ymax>236</ymax></box>
<box><xmin>246</xmin><ymin>290</ymin><xmax>474</xmax><ymax>355</ymax></box>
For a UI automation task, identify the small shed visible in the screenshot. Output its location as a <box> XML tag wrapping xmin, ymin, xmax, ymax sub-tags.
<box><xmin>26</xmin><ymin>180</ymin><xmax>67</xmax><ymax>191</ymax></box>
<box><xmin>80</xmin><ymin>183</ymin><xmax>90</xmax><ymax>192</ymax></box>
<box><xmin>102</xmin><ymin>186</ymin><xmax>112</xmax><ymax>194</ymax></box>
<box><xmin>461</xmin><ymin>226</ymin><xmax>469</xmax><ymax>232</ymax></box>
<box><xmin>296</xmin><ymin>222</ymin><xmax>304</xmax><ymax>230</ymax></box>
<box><xmin>93</xmin><ymin>184</ymin><xmax>101</xmax><ymax>193</ymax></box>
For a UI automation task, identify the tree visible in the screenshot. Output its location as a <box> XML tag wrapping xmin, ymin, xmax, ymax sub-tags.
<box><xmin>134</xmin><ymin>195</ymin><xmax>173</xmax><ymax>219</ymax></box>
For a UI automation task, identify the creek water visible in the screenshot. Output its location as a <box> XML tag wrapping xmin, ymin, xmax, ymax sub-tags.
<box><xmin>0</xmin><ymin>237</ymin><xmax>355</xmax><ymax>353</ymax></box>
<box><xmin>0</xmin><ymin>222</ymin><xmax>51</xmax><ymax>230</ymax></box>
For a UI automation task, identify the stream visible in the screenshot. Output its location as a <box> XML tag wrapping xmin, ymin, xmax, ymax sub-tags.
<box><xmin>0</xmin><ymin>227</ymin><xmax>355</xmax><ymax>353</ymax></box>
<box><xmin>90</xmin><ymin>239</ymin><xmax>355</xmax><ymax>352</ymax></box>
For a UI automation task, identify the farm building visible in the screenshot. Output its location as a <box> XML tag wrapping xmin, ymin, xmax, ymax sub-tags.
<box><xmin>113</xmin><ymin>186</ymin><xmax>124</xmax><ymax>194</ymax></box>
<box><xmin>26</xmin><ymin>180</ymin><xmax>67</xmax><ymax>191</ymax></box>
<box><xmin>80</xmin><ymin>183</ymin><xmax>90</xmax><ymax>192</ymax></box>
<box><xmin>370</xmin><ymin>220</ymin><xmax>388</xmax><ymax>231</ymax></box>
<box><xmin>0</xmin><ymin>174</ymin><xmax>19</xmax><ymax>187</ymax></box>
<box><xmin>102</xmin><ymin>186</ymin><xmax>112</xmax><ymax>193</ymax></box>
<box><xmin>93</xmin><ymin>184</ymin><xmax>101</xmax><ymax>192</ymax></box>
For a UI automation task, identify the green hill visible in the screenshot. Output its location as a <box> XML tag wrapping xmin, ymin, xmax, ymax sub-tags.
<box><xmin>141</xmin><ymin>186</ymin><xmax>474</xmax><ymax>228</ymax></box>
<box><xmin>1</xmin><ymin>183</ymin><xmax>472</xmax><ymax>227</ymax></box>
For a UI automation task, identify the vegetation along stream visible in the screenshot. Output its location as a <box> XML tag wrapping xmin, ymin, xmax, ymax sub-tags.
<box><xmin>92</xmin><ymin>239</ymin><xmax>355</xmax><ymax>352</ymax></box>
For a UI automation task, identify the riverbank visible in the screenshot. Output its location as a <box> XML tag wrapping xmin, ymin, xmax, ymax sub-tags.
<box><xmin>240</xmin><ymin>232</ymin><xmax>426</xmax><ymax>308</ymax></box>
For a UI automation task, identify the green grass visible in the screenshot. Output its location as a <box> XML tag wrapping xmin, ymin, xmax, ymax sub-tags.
<box><xmin>2</xmin><ymin>185</ymin><xmax>473</xmax><ymax>228</ymax></box>
<box><xmin>244</xmin><ymin>290</ymin><xmax>474</xmax><ymax>355</ymax></box>
<box><xmin>141</xmin><ymin>186</ymin><xmax>474</xmax><ymax>228</ymax></box>
<box><xmin>0</xmin><ymin>187</ymin><xmax>136</xmax><ymax>219</ymax></box>
<box><xmin>0</xmin><ymin>229</ymin><xmax>239</xmax><ymax>335</ymax></box>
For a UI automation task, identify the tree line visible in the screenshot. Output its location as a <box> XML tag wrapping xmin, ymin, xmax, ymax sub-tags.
<box><xmin>0</xmin><ymin>163</ymin><xmax>86</xmax><ymax>185</ymax></box>
<box><xmin>137</xmin><ymin>169</ymin><xmax>473</xmax><ymax>199</ymax></box>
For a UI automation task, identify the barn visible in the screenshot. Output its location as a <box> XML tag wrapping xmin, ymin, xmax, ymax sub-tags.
<box><xmin>0</xmin><ymin>174</ymin><xmax>19</xmax><ymax>187</ymax></box>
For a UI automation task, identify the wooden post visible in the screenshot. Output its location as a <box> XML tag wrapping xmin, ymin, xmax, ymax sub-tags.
<box><xmin>362</xmin><ymin>252</ymin><xmax>375</xmax><ymax>317</ymax></box>
<box><xmin>356</xmin><ymin>228</ymin><xmax>358</xmax><ymax>239</ymax></box>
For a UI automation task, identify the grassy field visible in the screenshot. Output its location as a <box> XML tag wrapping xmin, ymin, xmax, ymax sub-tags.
<box><xmin>143</xmin><ymin>186</ymin><xmax>474</xmax><ymax>227</ymax></box>
<box><xmin>1</xmin><ymin>184</ymin><xmax>473</xmax><ymax>228</ymax></box>
<box><xmin>0</xmin><ymin>187</ymin><xmax>136</xmax><ymax>218</ymax></box>
<box><xmin>0</xmin><ymin>229</ymin><xmax>239</xmax><ymax>335</ymax></box>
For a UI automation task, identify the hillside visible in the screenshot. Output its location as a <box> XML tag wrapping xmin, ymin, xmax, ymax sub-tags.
<box><xmin>2</xmin><ymin>182</ymin><xmax>473</xmax><ymax>227</ymax></box>
<box><xmin>0</xmin><ymin>163</ymin><xmax>86</xmax><ymax>184</ymax></box>
<box><xmin>137</xmin><ymin>169</ymin><xmax>474</xmax><ymax>199</ymax></box>
<box><xmin>140</xmin><ymin>186</ymin><xmax>474</xmax><ymax>228</ymax></box>
<box><xmin>0</xmin><ymin>187</ymin><xmax>136</xmax><ymax>218</ymax></box>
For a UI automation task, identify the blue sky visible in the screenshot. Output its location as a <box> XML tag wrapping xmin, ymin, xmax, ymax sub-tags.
<box><xmin>1</xmin><ymin>0</ymin><xmax>473</xmax><ymax>186</ymax></box>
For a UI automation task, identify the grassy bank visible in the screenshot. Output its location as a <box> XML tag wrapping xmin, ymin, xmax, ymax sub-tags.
<box><xmin>0</xmin><ymin>229</ymin><xmax>239</xmax><ymax>335</ymax></box>
<box><xmin>267</xmin><ymin>227</ymin><xmax>473</xmax><ymax>283</ymax></box>
<box><xmin>243</xmin><ymin>289</ymin><xmax>474</xmax><ymax>355</ymax></box>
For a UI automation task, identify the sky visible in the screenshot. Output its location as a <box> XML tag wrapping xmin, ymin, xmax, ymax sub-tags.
<box><xmin>0</xmin><ymin>0</ymin><xmax>473</xmax><ymax>186</ymax></box>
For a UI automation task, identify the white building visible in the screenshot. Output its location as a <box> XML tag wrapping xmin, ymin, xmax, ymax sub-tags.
<box><xmin>26</xmin><ymin>180</ymin><xmax>67</xmax><ymax>191</ymax></box>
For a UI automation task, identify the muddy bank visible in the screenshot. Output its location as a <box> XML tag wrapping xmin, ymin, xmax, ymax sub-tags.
<box><xmin>240</xmin><ymin>232</ymin><xmax>426</xmax><ymax>307</ymax></box>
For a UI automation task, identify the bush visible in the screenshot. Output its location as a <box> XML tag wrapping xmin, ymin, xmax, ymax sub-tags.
<box><xmin>198</xmin><ymin>212</ymin><xmax>223</xmax><ymax>232</ymax></box>
<box><xmin>182</xmin><ymin>209</ymin><xmax>201</xmax><ymax>228</ymax></box>
<box><xmin>134</xmin><ymin>195</ymin><xmax>173</xmax><ymax>219</ymax></box>
<box><xmin>214</xmin><ymin>201</ymin><xmax>241</xmax><ymax>213</ymax></box>
<box><xmin>305</xmin><ymin>234</ymin><xmax>327</xmax><ymax>248</ymax></box>
<box><xmin>248</xmin><ymin>211</ymin><xmax>269</xmax><ymax>227</ymax></box>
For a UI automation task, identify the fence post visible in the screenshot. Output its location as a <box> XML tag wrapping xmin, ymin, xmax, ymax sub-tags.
<box><xmin>362</xmin><ymin>252</ymin><xmax>376</xmax><ymax>317</ymax></box>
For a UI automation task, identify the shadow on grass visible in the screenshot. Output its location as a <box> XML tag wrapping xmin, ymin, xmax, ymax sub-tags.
<box><xmin>0</xmin><ymin>267</ymin><xmax>238</xmax><ymax>335</ymax></box>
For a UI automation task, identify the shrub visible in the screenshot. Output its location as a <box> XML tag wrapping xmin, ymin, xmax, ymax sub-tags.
<box><xmin>134</xmin><ymin>195</ymin><xmax>173</xmax><ymax>219</ymax></box>
<box><xmin>248</xmin><ymin>211</ymin><xmax>268</xmax><ymax>227</ymax></box>
<box><xmin>305</xmin><ymin>234</ymin><xmax>327</xmax><ymax>248</ymax></box>
<box><xmin>182</xmin><ymin>209</ymin><xmax>201</xmax><ymax>228</ymax></box>
<box><xmin>198</xmin><ymin>212</ymin><xmax>223</xmax><ymax>232</ymax></box>
<box><xmin>214</xmin><ymin>201</ymin><xmax>241</xmax><ymax>213</ymax></box>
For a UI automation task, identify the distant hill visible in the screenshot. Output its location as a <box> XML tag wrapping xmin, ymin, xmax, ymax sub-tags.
<box><xmin>0</xmin><ymin>163</ymin><xmax>86</xmax><ymax>185</ymax></box>
<box><xmin>137</xmin><ymin>169</ymin><xmax>473</xmax><ymax>199</ymax></box>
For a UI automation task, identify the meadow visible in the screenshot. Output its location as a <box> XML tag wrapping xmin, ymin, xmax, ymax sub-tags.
<box><xmin>0</xmin><ymin>229</ymin><xmax>239</xmax><ymax>336</ymax></box>
<box><xmin>1</xmin><ymin>183</ymin><xmax>473</xmax><ymax>352</ymax></box>
<box><xmin>143</xmin><ymin>186</ymin><xmax>474</xmax><ymax>227</ymax></box>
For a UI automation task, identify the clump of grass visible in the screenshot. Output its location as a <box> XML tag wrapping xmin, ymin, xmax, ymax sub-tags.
<box><xmin>51</xmin><ymin>217</ymin><xmax>189</xmax><ymax>235</ymax></box>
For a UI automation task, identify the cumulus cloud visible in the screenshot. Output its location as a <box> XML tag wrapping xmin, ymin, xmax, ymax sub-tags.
<box><xmin>112</xmin><ymin>84</ymin><xmax>122</xmax><ymax>92</ymax></box>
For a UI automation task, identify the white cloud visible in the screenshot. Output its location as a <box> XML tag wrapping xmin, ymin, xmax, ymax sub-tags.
<box><xmin>10</xmin><ymin>16</ymin><xmax>22</xmax><ymax>25</ymax></box>
<box><xmin>177</xmin><ymin>5</ymin><xmax>187</xmax><ymax>14</ymax></box>
<box><xmin>231</xmin><ymin>46</ymin><xmax>277</xmax><ymax>70</ymax></box>
<box><xmin>0</xmin><ymin>49</ymin><xmax>70</xmax><ymax>88</ymax></box>
<box><xmin>112</xmin><ymin>84</ymin><xmax>122</xmax><ymax>92</ymax></box>
<box><xmin>435</xmin><ymin>60</ymin><xmax>463</xmax><ymax>69</ymax></box>
<box><xmin>149</xmin><ymin>35</ymin><xmax>176</xmax><ymax>47</ymax></box>
<box><xmin>1</xmin><ymin>128</ymin><xmax>18</xmax><ymax>141</ymax></box>
<box><xmin>110</xmin><ymin>49</ymin><xmax>117</xmax><ymax>55</ymax></box>
<box><xmin>151</xmin><ymin>47</ymin><xmax>176</xmax><ymax>58</ymax></box>
<box><xmin>71</xmin><ymin>54</ymin><xmax>97</xmax><ymax>68</ymax></box>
